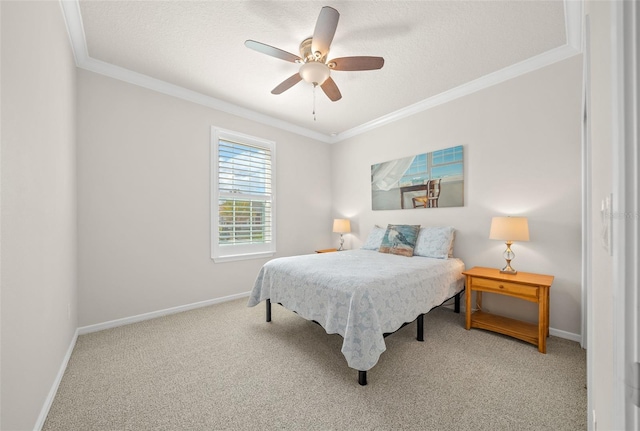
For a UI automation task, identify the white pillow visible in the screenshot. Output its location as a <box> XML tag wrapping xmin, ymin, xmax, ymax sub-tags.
<box><xmin>413</xmin><ymin>226</ymin><xmax>455</xmax><ymax>259</ymax></box>
<box><xmin>361</xmin><ymin>226</ymin><xmax>387</xmax><ymax>250</ymax></box>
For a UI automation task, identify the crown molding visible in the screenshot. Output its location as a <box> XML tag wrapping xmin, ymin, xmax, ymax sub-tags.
<box><xmin>82</xmin><ymin>56</ymin><xmax>334</xmax><ymax>143</ymax></box>
<box><xmin>60</xmin><ymin>0</ymin><xmax>582</xmax><ymax>145</ymax></box>
<box><xmin>59</xmin><ymin>0</ymin><xmax>88</xmax><ymax>65</ymax></box>
<box><xmin>335</xmin><ymin>43</ymin><xmax>581</xmax><ymax>142</ymax></box>
<box><xmin>336</xmin><ymin>0</ymin><xmax>583</xmax><ymax>142</ymax></box>
<box><xmin>58</xmin><ymin>0</ymin><xmax>333</xmax><ymax>144</ymax></box>
<box><xmin>564</xmin><ymin>0</ymin><xmax>583</xmax><ymax>51</ymax></box>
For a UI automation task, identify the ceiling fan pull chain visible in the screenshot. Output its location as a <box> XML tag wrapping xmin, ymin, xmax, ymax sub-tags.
<box><xmin>313</xmin><ymin>83</ymin><xmax>317</xmax><ymax>121</ymax></box>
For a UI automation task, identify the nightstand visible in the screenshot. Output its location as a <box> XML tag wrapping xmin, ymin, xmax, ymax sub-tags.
<box><xmin>315</xmin><ymin>248</ymin><xmax>338</xmax><ymax>253</ymax></box>
<box><xmin>462</xmin><ymin>266</ymin><xmax>554</xmax><ymax>353</ymax></box>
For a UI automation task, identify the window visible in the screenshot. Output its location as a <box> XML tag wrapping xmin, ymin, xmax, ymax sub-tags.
<box><xmin>430</xmin><ymin>145</ymin><xmax>463</xmax><ymax>180</ymax></box>
<box><xmin>398</xmin><ymin>145</ymin><xmax>463</xmax><ymax>187</ymax></box>
<box><xmin>211</xmin><ymin>127</ymin><xmax>276</xmax><ymax>262</ymax></box>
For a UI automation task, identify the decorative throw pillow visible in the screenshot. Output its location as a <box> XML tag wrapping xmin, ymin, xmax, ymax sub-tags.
<box><xmin>379</xmin><ymin>224</ymin><xmax>420</xmax><ymax>257</ymax></box>
<box><xmin>361</xmin><ymin>225</ymin><xmax>387</xmax><ymax>250</ymax></box>
<box><xmin>413</xmin><ymin>226</ymin><xmax>456</xmax><ymax>259</ymax></box>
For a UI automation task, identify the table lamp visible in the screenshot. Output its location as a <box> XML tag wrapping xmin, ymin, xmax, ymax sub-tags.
<box><xmin>489</xmin><ymin>216</ymin><xmax>529</xmax><ymax>274</ymax></box>
<box><xmin>333</xmin><ymin>219</ymin><xmax>351</xmax><ymax>251</ymax></box>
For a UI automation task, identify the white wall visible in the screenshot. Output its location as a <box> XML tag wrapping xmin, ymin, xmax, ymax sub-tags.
<box><xmin>76</xmin><ymin>70</ymin><xmax>333</xmax><ymax>327</ymax></box>
<box><xmin>332</xmin><ymin>55</ymin><xmax>583</xmax><ymax>337</ymax></box>
<box><xmin>0</xmin><ymin>2</ymin><xmax>77</xmax><ymax>430</ymax></box>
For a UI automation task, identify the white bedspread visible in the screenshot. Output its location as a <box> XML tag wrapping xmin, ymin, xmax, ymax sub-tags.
<box><xmin>248</xmin><ymin>249</ymin><xmax>465</xmax><ymax>371</ymax></box>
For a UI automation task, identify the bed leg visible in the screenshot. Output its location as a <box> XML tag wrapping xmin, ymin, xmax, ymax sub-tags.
<box><xmin>417</xmin><ymin>313</ymin><xmax>425</xmax><ymax>341</ymax></box>
<box><xmin>266</xmin><ymin>299</ymin><xmax>271</xmax><ymax>322</ymax></box>
<box><xmin>454</xmin><ymin>292</ymin><xmax>461</xmax><ymax>314</ymax></box>
<box><xmin>358</xmin><ymin>371</ymin><xmax>367</xmax><ymax>386</ymax></box>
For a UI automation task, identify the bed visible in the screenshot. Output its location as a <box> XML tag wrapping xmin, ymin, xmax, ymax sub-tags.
<box><xmin>247</xmin><ymin>227</ymin><xmax>465</xmax><ymax>385</ymax></box>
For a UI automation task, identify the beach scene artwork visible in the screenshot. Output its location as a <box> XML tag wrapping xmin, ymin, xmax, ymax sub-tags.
<box><xmin>371</xmin><ymin>145</ymin><xmax>464</xmax><ymax>211</ymax></box>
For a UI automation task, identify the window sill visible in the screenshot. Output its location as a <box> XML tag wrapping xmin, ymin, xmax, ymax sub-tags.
<box><xmin>212</xmin><ymin>251</ymin><xmax>275</xmax><ymax>263</ymax></box>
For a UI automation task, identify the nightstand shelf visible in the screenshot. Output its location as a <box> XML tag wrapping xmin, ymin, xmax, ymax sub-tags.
<box><xmin>463</xmin><ymin>267</ymin><xmax>554</xmax><ymax>353</ymax></box>
<box><xmin>470</xmin><ymin>311</ymin><xmax>539</xmax><ymax>346</ymax></box>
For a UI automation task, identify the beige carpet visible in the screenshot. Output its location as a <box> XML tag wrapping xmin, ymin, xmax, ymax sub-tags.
<box><xmin>44</xmin><ymin>298</ymin><xmax>587</xmax><ymax>430</ymax></box>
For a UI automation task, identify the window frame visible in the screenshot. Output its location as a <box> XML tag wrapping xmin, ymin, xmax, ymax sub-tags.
<box><xmin>399</xmin><ymin>146</ymin><xmax>464</xmax><ymax>187</ymax></box>
<box><xmin>210</xmin><ymin>126</ymin><xmax>276</xmax><ymax>263</ymax></box>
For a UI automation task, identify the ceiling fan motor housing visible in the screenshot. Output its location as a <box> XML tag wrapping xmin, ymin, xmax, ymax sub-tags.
<box><xmin>299</xmin><ymin>37</ymin><xmax>327</xmax><ymax>63</ymax></box>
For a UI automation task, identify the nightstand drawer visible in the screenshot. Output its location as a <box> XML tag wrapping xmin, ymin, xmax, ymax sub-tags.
<box><xmin>471</xmin><ymin>277</ymin><xmax>539</xmax><ymax>300</ymax></box>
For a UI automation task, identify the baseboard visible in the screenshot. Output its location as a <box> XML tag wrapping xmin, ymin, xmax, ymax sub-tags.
<box><xmin>442</xmin><ymin>304</ymin><xmax>582</xmax><ymax>343</ymax></box>
<box><xmin>34</xmin><ymin>328</ymin><xmax>78</xmax><ymax>431</ymax></box>
<box><xmin>78</xmin><ymin>291</ymin><xmax>251</xmax><ymax>335</ymax></box>
<box><xmin>549</xmin><ymin>327</ymin><xmax>582</xmax><ymax>343</ymax></box>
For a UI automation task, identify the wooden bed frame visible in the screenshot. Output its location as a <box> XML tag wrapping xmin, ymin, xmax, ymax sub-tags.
<box><xmin>264</xmin><ymin>291</ymin><xmax>462</xmax><ymax>385</ymax></box>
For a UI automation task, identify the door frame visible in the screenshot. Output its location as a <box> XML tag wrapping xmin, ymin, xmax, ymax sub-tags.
<box><xmin>611</xmin><ymin>1</ymin><xmax>639</xmax><ymax>429</ymax></box>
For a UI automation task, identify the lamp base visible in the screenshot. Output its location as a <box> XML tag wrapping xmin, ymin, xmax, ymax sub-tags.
<box><xmin>500</xmin><ymin>244</ymin><xmax>517</xmax><ymax>274</ymax></box>
<box><xmin>500</xmin><ymin>259</ymin><xmax>517</xmax><ymax>275</ymax></box>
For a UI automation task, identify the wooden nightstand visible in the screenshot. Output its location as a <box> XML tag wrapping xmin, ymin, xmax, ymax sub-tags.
<box><xmin>315</xmin><ymin>248</ymin><xmax>338</xmax><ymax>253</ymax></box>
<box><xmin>462</xmin><ymin>267</ymin><xmax>554</xmax><ymax>353</ymax></box>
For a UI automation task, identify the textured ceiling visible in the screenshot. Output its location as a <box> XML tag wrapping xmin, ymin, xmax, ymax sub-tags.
<box><xmin>77</xmin><ymin>0</ymin><xmax>567</xmax><ymax>137</ymax></box>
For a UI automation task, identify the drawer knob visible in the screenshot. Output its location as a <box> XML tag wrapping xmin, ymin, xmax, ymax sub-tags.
<box><xmin>499</xmin><ymin>284</ymin><xmax>504</xmax><ymax>289</ymax></box>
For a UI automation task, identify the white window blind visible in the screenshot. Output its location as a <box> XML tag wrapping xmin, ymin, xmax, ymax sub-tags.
<box><xmin>211</xmin><ymin>127</ymin><xmax>276</xmax><ymax>262</ymax></box>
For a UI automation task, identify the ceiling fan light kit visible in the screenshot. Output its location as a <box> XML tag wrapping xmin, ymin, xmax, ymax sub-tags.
<box><xmin>299</xmin><ymin>61</ymin><xmax>330</xmax><ymax>85</ymax></box>
<box><xmin>245</xmin><ymin>6</ymin><xmax>384</xmax><ymax>109</ymax></box>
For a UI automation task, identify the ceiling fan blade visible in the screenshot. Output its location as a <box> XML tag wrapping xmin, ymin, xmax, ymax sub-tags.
<box><xmin>271</xmin><ymin>74</ymin><xmax>302</xmax><ymax>95</ymax></box>
<box><xmin>320</xmin><ymin>77</ymin><xmax>342</xmax><ymax>102</ymax></box>
<box><xmin>312</xmin><ymin>6</ymin><xmax>339</xmax><ymax>57</ymax></box>
<box><xmin>329</xmin><ymin>56</ymin><xmax>385</xmax><ymax>71</ymax></box>
<box><xmin>245</xmin><ymin>40</ymin><xmax>301</xmax><ymax>63</ymax></box>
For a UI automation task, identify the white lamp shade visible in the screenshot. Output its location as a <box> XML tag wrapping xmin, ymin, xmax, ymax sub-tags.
<box><xmin>489</xmin><ymin>216</ymin><xmax>530</xmax><ymax>241</ymax></box>
<box><xmin>332</xmin><ymin>219</ymin><xmax>351</xmax><ymax>234</ymax></box>
<box><xmin>299</xmin><ymin>61</ymin><xmax>330</xmax><ymax>85</ymax></box>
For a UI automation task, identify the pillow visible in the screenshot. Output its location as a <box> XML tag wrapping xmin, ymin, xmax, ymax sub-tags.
<box><xmin>378</xmin><ymin>224</ymin><xmax>420</xmax><ymax>257</ymax></box>
<box><xmin>413</xmin><ymin>226</ymin><xmax>456</xmax><ymax>259</ymax></box>
<box><xmin>361</xmin><ymin>225</ymin><xmax>386</xmax><ymax>250</ymax></box>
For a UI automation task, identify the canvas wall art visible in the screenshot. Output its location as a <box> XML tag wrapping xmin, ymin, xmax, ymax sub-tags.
<box><xmin>371</xmin><ymin>145</ymin><xmax>464</xmax><ymax>210</ymax></box>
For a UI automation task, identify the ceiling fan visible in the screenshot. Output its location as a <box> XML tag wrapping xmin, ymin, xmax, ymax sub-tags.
<box><xmin>245</xmin><ymin>6</ymin><xmax>384</xmax><ymax>102</ymax></box>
